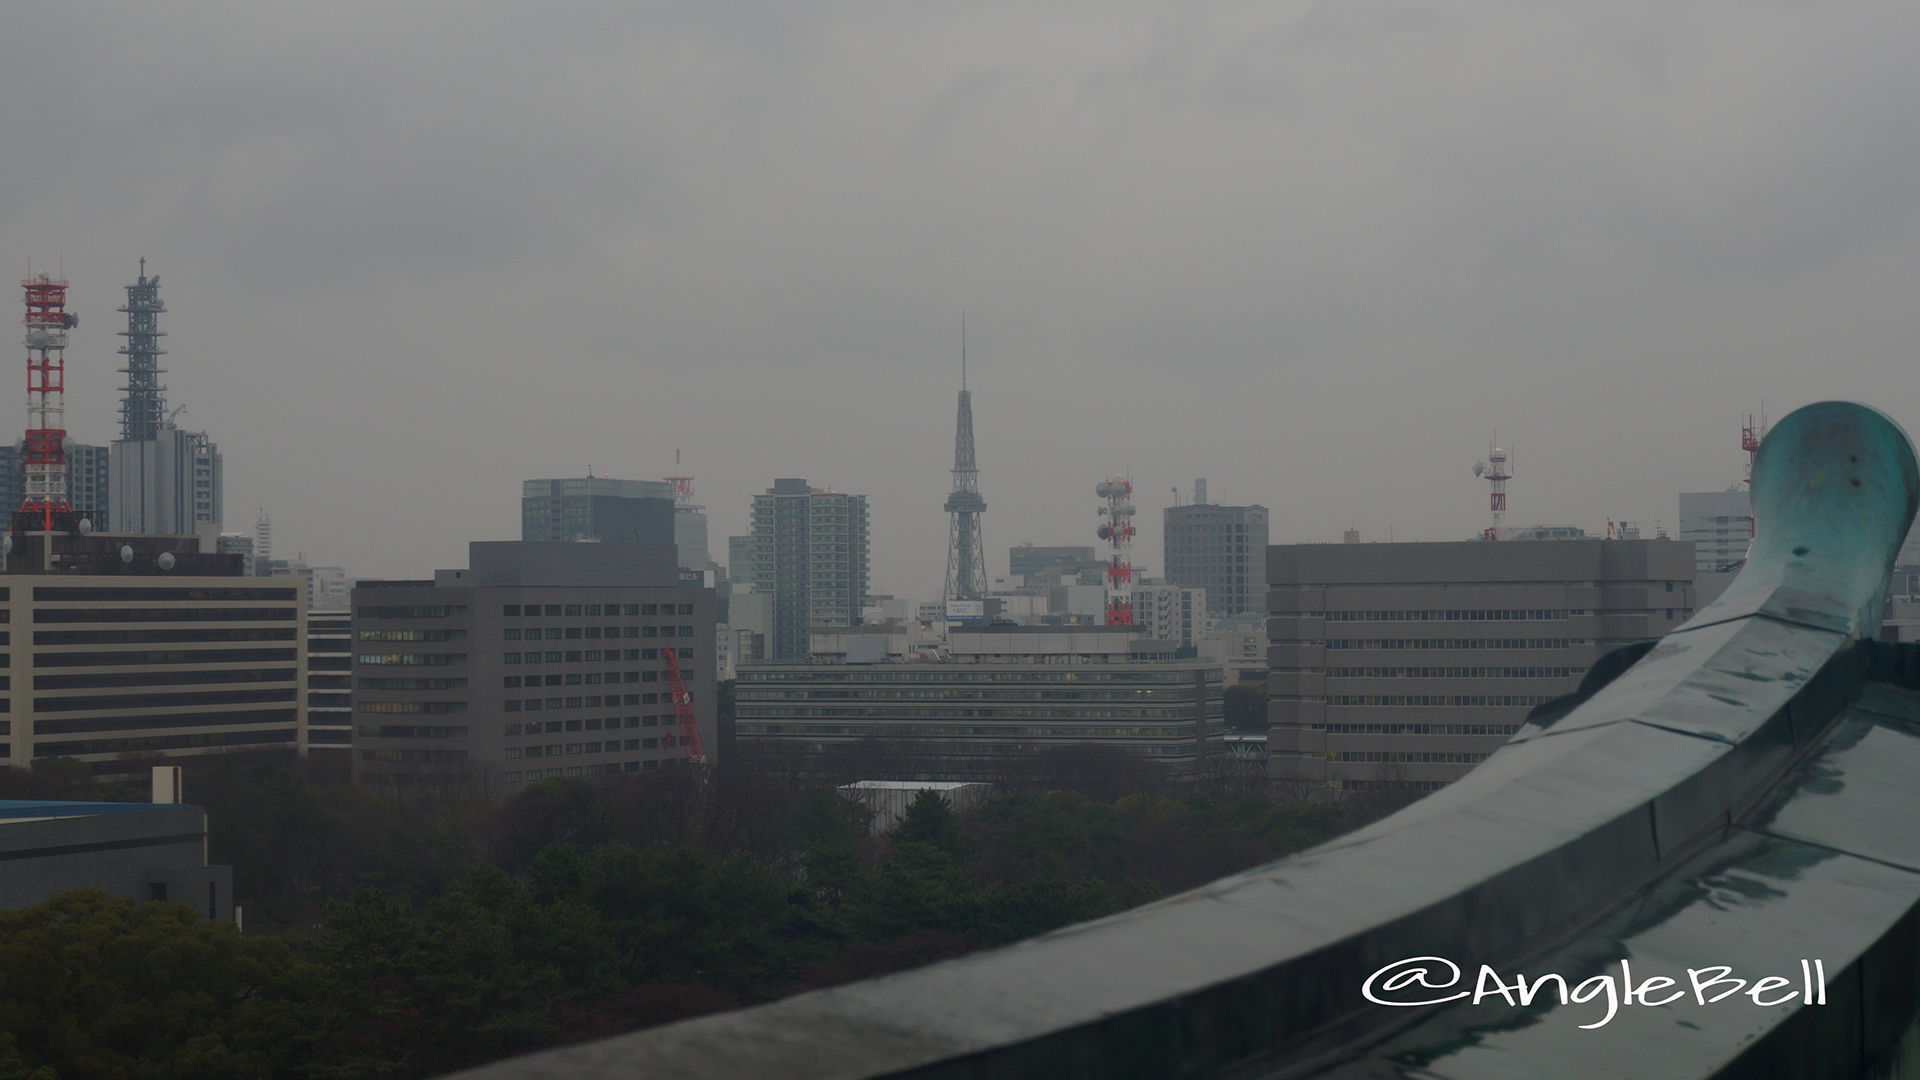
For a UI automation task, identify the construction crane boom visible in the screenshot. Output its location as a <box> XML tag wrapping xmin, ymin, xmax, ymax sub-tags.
<box><xmin>662</xmin><ymin>647</ymin><xmax>708</xmax><ymax>764</ymax></box>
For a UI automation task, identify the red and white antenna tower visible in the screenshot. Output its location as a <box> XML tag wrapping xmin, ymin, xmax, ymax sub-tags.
<box><xmin>664</xmin><ymin>448</ymin><xmax>695</xmax><ymax>507</ymax></box>
<box><xmin>1474</xmin><ymin>443</ymin><xmax>1512</xmax><ymax>541</ymax></box>
<box><xmin>1096</xmin><ymin>473</ymin><xmax>1135</xmax><ymax>625</ymax></box>
<box><xmin>17</xmin><ymin>270</ymin><xmax>77</xmax><ymax>532</ymax></box>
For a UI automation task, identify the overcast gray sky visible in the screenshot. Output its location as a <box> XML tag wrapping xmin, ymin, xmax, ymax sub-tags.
<box><xmin>5</xmin><ymin>1</ymin><xmax>1918</xmax><ymax>599</ymax></box>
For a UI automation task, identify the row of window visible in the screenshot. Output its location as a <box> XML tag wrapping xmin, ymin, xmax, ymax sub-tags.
<box><xmin>33</xmin><ymin>587</ymin><xmax>299</xmax><ymax>602</ymax></box>
<box><xmin>1327</xmin><ymin>667</ymin><xmax>1580</xmax><ymax>679</ymax></box>
<box><xmin>503</xmin><ymin>603</ymin><xmax>694</xmax><ymax>617</ymax></box>
<box><xmin>1316</xmin><ymin>723</ymin><xmax>1520</xmax><ymax>736</ymax></box>
<box><xmin>504</xmin><ymin>625</ymin><xmax>694</xmax><ymax>640</ymax></box>
<box><xmin>1326</xmin><ymin>638</ymin><xmax>1578</xmax><ymax>651</ymax></box>
<box><xmin>358</xmin><ymin>702</ymin><xmax>467</xmax><ymax>714</ymax></box>
<box><xmin>505</xmin><ymin>648</ymin><xmax>691</xmax><ymax>664</ymax></box>
<box><xmin>1327</xmin><ymin>695</ymin><xmax>1552</xmax><ymax>708</ymax></box>
<box><xmin>507</xmin><ymin>715</ymin><xmax>669</xmax><ymax>735</ymax></box>
<box><xmin>358</xmin><ymin>605</ymin><xmax>466</xmax><ymax>618</ymax></box>
<box><xmin>1325</xmin><ymin>610</ymin><xmax>1571</xmax><ymax>623</ymax></box>
<box><xmin>739</xmin><ymin>687</ymin><xmax>1198</xmax><ymax>702</ymax></box>
<box><xmin>740</xmin><ymin>669</ymin><xmax>1206</xmax><ymax>684</ymax></box>
<box><xmin>357</xmin><ymin>725</ymin><xmax>467</xmax><ymax>738</ymax></box>
<box><xmin>506</xmin><ymin>761</ymin><xmax>672</xmax><ymax>783</ymax></box>
<box><xmin>358</xmin><ymin>748</ymin><xmax>467</xmax><ymax>762</ymax></box>
<box><xmin>505</xmin><ymin>737</ymin><xmax>673</xmax><ymax>758</ymax></box>
<box><xmin>740</xmin><ymin>706</ymin><xmax>1203</xmax><ymax>720</ymax></box>
<box><xmin>358</xmin><ymin>629</ymin><xmax>461</xmax><ymax>642</ymax></box>
<box><xmin>1334</xmin><ymin>751</ymin><xmax>1490</xmax><ymax>764</ymax></box>
<box><xmin>359</xmin><ymin>653</ymin><xmax>464</xmax><ymax>666</ymax></box>
<box><xmin>506</xmin><ymin>691</ymin><xmax>687</xmax><ymax>712</ymax></box>
<box><xmin>739</xmin><ymin>723</ymin><xmax>1206</xmax><ymax>739</ymax></box>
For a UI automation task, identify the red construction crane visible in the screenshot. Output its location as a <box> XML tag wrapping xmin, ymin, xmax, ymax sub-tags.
<box><xmin>662</xmin><ymin>647</ymin><xmax>707</xmax><ymax>764</ymax></box>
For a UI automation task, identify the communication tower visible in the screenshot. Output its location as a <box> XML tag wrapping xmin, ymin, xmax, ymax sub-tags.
<box><xmin>1096</xmin><ymin>474</ymin><xmax>1135</xmax><ymax>624</ymax></box>
<box><xmin>942</xmin><ymin>320</ymin><xmax>986</xmax><ymax>605</ymax></box>
<box><xmin>1472</xmin><ymin>444</ymin><xmax>1512</xmax><ymax>541</ymax></box>
<box><xmin>1741</xmin><ymin>413</ymin><xmax>1768</xmax><ymax>487</ymax></box>
<box><xmin>664</xmin><ymin>448</ymin><xmax>696</xmax><ymax>507</ymax></box>
<box><xmin>118</xmin><ymin>258</ymin><xmax>167</xmax><ymax>442</ymax></box>
<box><xmin>16</xmin><ymin>270</ymin><xmax>78</xmax><ymax>532</ymax></box>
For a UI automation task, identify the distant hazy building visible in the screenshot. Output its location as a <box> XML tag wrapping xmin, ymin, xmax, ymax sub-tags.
<box><xmin>744</xmin><ymin>479</ymin><xmax>871</xmax><ymax>661</ymax></box>
<box><xmin>254</xmin><ymin>509</ymin><xmax>272</xmax><ymax>575</ymax></box>
<box><xmin>521</xmin><ymin>477</ymin><xmax>676</xmax><ymax>547</ymax></box>
<box><xmin>350</xmin><ymin>541</ymin><xmax>716</xmax><ymax>797</ymax></box>
<box><xmin>1008</xmin><ymin>544</ymin><xmax>1100</xmax><ymax>582</ymax></box>
<box><xmin>217</xmin><ymin>532</ymin><xmax>254</xmax><ymax>574</ymax></box>
<box><xmin>1134</xmin><ymin>584</ymin><xmax>1207</xmax><ymax>648</ymax></box>
<box><xmin>735</xmin><ymin>626</ymin><xmax>1223</xmax><ymax>781</ymax></box>
<box><xmin>673</xmin><ymin>507</ymin><xmax>710</xmax><ymax>572</ymax></box>
<box><xmin>1164</xmin><ymin>502</ymin><xmax>1269</xmax><ymax>616</ymax></box>
<box><xmin>1267</xmin><ymin>538</ymin><xmax>1694</xmax><ymax>793</ymax></box>
<box><xmin>1678</xmin><ymin>490</ymin><xmax>1754</xmax><ymax>574</ymax></box>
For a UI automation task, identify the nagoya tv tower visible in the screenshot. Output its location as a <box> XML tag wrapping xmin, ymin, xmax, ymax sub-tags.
<box><xmin>942</xmin><ymin>317</ymin><xmax>986</xmax><ymax>608</ymax></box>
<box><xmin>16</xmin><ymin>269</ymin><xmax>79</xmax><ymax>532</ymax></box>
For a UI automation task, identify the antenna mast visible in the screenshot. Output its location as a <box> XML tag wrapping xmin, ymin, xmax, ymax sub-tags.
<box><xmin>943</xmin><ymin>315</ymin><xmax>987</xmax><ymax>610</ymax></box>
<box><xmin>16</xmin><ymin>269</ymin><xmax>77</xmax><ymax>532</ymax></box>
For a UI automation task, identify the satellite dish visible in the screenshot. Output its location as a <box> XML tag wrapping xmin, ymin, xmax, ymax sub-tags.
<box><xmin>60</xmin><ymin>436</ymin><xmax>74</xmax><ymax>457</ymax></box>
<box><xmin>1473</xmin><ymin>461</ymin><xmax>1486</xmax><ymax>477</ymax></box>
<box><xmin>158</xmin><ymin>552</ymin><xmax>176</xmax><ymax>571</ymax></box>
<box><xmin>1</xmin><ymin>534</ymin><xmax>10</xmax><ymax>558</ymax></box>
<box><xmin>77</xmin><ymin>518</ymin><xmax>92</xmax><ymax>535</ymax></box>
<box><xmin>120</xmin><ymin>545</ymin><xmax>134</xmax><ymax>564</ymax></box>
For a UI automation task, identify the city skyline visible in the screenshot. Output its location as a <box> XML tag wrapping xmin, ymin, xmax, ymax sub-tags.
<box><xmin>3</xmin><ymin>4</ymin><xmax>1916</xmax><ymax>598</ymax></box>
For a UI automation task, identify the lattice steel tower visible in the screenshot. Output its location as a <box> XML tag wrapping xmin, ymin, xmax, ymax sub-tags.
<box><xmin>117</xmin><ymin>258</ymin><xmax>167</xmax><ymax>442</ymax></box>
<box><xmin>942</xmin><ymin>320</ymin><xmax>986</xmax><ymax>602</ymax></box>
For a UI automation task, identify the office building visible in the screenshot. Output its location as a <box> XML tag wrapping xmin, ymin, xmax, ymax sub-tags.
<box><xmin>216</xmin><ymin>532</ymin><xmax>254</xmax><ymax>574</ymax></box>
<box><xmin>306</xmin><ymin>609</ymin><xmax>353</xmax><ymax>774</ymax></box>
<box><xmin>1267</xmin><ymin>537</ymin><xmax>1694</xmax><ymax>792</ymax></box>
<box><xmin>744</xmin><ymin>479</ymin><xmax>871</xmax><ymax>660</ymax></box>
<box><xmin>520</xmin><ymin>477</ymin><xmax>676</xmax><ymax>546</ymax></box>
<box><xmin>1</xmin><ymin>530</ymin><xmax>303</xmax><ymax>781</ymax></box>
<box><xmin>1008</xmin><ymin>545</ymin><xmax>1100</xmax><ymax>582</ymax></box>
<box><xmin>734</xmin><ymin>626</ymin><xmax>1222</xmax><ymax>780</ymax></box>
<box><xmin>1133</xmin><ymin>584</ymin><xmax>1207</xmax><ymax>648</ymax></box>
<box><xmin>1678</xmin><ymin>490</ymin><xmax>1754</xmax><ymax>575</ymax></box>
<box><xmin>1165</xmin><ymin>502</ymin><xmax>1269</xmax><ymax>616</ymax></box>
<box><xmin>350</xmin><ymin>541</ymin><xmax>716</xmax><ymax>796</ymax></box>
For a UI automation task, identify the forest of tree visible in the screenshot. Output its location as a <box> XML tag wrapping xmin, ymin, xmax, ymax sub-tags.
<box><xmin>0</xmin><ymin>736</ymin><xmax>1407</xmax><ymax>1079</ymax></box>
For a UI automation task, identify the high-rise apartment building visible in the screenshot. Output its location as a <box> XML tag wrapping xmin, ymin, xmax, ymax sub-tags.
<box><xmin>1165</xmin><ymin>502</ymin><xmax>1269</xmax><ymax>615</ymax></box>
<box><xmin>350</xmin><ymin>541</ymin><xmax>716</xmax><ymax>796</ymax></box>
<box><xmin>521</xmin><ymin>477</ymin><xmax>676</xmax><ymax>547</ymax></box>
<box><xmin>1678</xmin><ymin>490</ymin><xmax>1754</xmax><ymax>574</ymax></box>
<box><xmin>1267</xmin><ymin>538</ymin><xmax>1694</xmax><ymax>793</ymax></box>
<box><xmin>745</xmin><ymin>479</ymin><xmax>870</xmax><ymax>661</ymax></box>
